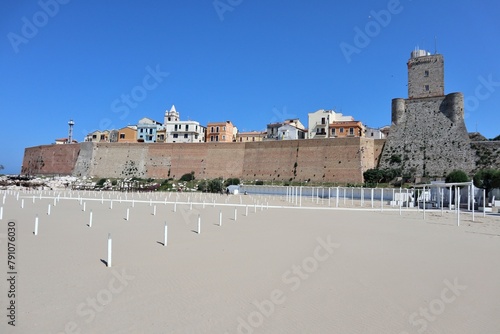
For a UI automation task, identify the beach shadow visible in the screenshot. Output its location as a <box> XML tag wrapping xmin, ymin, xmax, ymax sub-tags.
<box><xmin>190</xmin><ymin>229</ymin><xmax>199</xmax><ymax>234</ymax></box>
<box><xmin>157</xmin><ymin>241</ymin><xmax>165</xmax><ymax>246</ymax></box>
<box><xmin>100</xmin><ymin>259</ymin><xmax>108</xmax><ymax>267</ymax></box>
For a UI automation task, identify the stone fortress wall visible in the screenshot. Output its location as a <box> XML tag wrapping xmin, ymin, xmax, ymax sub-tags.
<box><xmin>22</xmin><ymin>138</ymin><xmax>386</xmax><ymax>184</ymax></box>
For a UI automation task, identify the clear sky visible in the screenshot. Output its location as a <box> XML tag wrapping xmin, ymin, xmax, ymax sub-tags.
<box><xmin>1</xmin><ymin>0</ymin><xmax>499</xmax><ymax>174</ymax></box>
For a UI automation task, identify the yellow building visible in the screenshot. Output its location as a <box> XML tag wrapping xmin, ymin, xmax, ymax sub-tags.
<box><xmin>237</xmin><ymin>131</ymin><xmax>266</xmax><ymax>142</ymax></box>
<box><xmin>117</xmin><ymin>126</ymin><xmax>138</xmax><ymax>143</ymax></box>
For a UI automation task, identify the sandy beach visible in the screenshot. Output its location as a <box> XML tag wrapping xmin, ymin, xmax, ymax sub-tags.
<box><xmin>1</xmin><ymin>190</ymin><xmax>499</xmax><ymax>334</ymax></box>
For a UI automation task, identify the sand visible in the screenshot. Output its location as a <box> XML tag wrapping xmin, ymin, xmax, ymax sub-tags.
<box><xmin>1</xmin><ymin>189</ymin><xmax>499</xmax><ymax>334</ymax></box>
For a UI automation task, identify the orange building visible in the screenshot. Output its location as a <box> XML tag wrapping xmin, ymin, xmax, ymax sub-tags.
<box><xmin>237</xmin><ymin>131</ymin><xmax>266</xmax><ymax>142</ymax></box>
<box><xmin>329</xmin><ymin>121</ymin><xmax>365</xmax><ymax>138</ymax></box>
<box><xmin>117</xmin><ymin>126</ymin><xmax>138</xmax><ymax>143</ymax></box>
<box><xmin>206</xmin><ymin>121</ymin><xmax>236</xmax><ymax>142</ymax></box>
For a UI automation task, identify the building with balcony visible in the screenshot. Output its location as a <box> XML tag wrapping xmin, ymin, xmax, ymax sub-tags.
<box><xmin>308</xmin><ymin>109</ymin><xmax>359</xmax><ymax>139</ymax></box>
<box><xmin>85</xmin><ymin>130</ymin><xmax>112</xmax><ymax>142</ymax></box>
<box><xmin>163</xmin><ymin>105</ymin><xmax>205</xmax><ymax>143</ymax></box>
<box><xmin>265</xmin><ymin>119</ymin><xmax>305</xmax><ymax>140</ymax></box>
<box><xmin>206</xmin><ymin>121</ymin><xmax>237</xmax><ymax>142</ymax></box>
<box><xmin>137</xmin><ymin>117</ymin><xmax>164</xmax><ymax>143</ymax></box>
<box><xmin>329</xmin><ymin>120</ymin><xmax>365</xmax><ymax>138</ymax></box>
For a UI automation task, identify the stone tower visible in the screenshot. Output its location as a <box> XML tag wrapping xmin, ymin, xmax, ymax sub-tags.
<box><xmin>380</xmin><ymin>50</ymin><xmax>474</xmax><ymax>178</ymax></box>
<box><xmin>164</xmin><ymin>105</ymin><xmax>179</xmax><ymax>124</ymax></box>
<box><xmin>407</xmin><ymin>49</ymin><xmax>444</xmax><ymax>99</ymax></box>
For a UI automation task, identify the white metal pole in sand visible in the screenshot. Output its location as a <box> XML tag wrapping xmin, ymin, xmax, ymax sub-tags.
<box><xmin>164</xmin><ymin>223</ymin><xmax>168</xmax><ymax>246</ymax></box>
<box><xmin>245</xmin><ymin>205</ymin><xmax>248</xmax><ymax>216</ymax></box>
<box><xmin>351</xmin><ymin>188</ymin><xmax>354</xmax><ymax>206</ymax></box>
<box><xmin>190</xmin><ymin>202</ymin><xmax>193</xmax><ymax>211</ymax></box>
<box><xmin>299</xmin><ymin>187</ymin><xmax>302</xmax><ymax>207</ymax></box>
<box><xmin>153</xmin><ymin>205</ymin><xmax>156</xmax><ymax>216</ymax></box>
<box><xmin>471</xmin><ymin>183</ymin><xmax>475</xmax><ymax>222</ymax></box>
<box><xmin>0</xmin><ymin>206</ymin><xmax>3</xmax><ymax>220</ymax></box>
<box><xmin>380</xmin><ymin>188</ymin><xmax>384</xmax><ymax>212</ymax></box>
<box><xmin>83</xmin><ymin>202</ymin><xmax>86</xmax><ymax>212</ymax></box>
<box><xmin>32</xmin><ymin>195</ymin><xmax>35</xmax><ymax>204</ymax></box>
<box><xmin>2</xmin><ymin>195</ymin><xmax>5</xmax><ymax>204</ymax></box>
<box><xmin>174</xmin><ymin>202</ymin><xmax>177</xmax><ymax>212</ymax></box>
<box><xmin>110</xmin><ymin>200</ymin><xmax>113</xmax><ymax>209</ymax></box>
<box><xmin>107</xmin><ymin>234</ymin><xmax>112</xmax><ymax>267</ymax></box>
<box><xmin>399</xmin><ymin>191</ymin><xmax>402</xmax><ymax>216</ymax></box>
<box><xmin>336</xmin><ymin>187</ymin><xmax>339</xmax><ymax>208</ymax></box>
<box><xmin>440</xmin><ymin>188</ymin><xmax>444</xmax><ymax>216</ymax></box>
<box><xmin>467</xmin><ymin>185</ymin><xmax>471</xmax><ymax>211</ymax></box>
<box><xmin>89</xmin><ymin>210</ymin><xmax>93</xmax><ymax>227</ymax></box>
<box><xmin>457</xmin><ymin>187</ymin><xmax>461</xmax><ymax>227</ymax></box>
<box><xmin>483</xmin><ymin>189</ymin><xmax>486</xmax><ymax>218</ymax></box>
<box><xmin>406</xmin><ymin>188</ymin><xmax>409</xmax><ymax>209</ymax></box>
<box><xmin>423</xmin><ymin>186</ymin><xmax>426</xmax><ymax>220</ymax></box>
<box><xmin>234</xmin><ymin>208</ymin><xmax>237</xmax><ymax>221</ymax></box>
<box><xmin>34</xmin><ymin>215</ymin><xmax>39</xmax><ymax>236</ymax></box>
<box><xmin>219</xmin><ymin>210</ymin><xmax>222</xmax><ymax>227</ymax></box>
<box><xmin>328</xmin><ymin>188</ymin><xmax>331</xmax><ymax>207</ymax></box>
<box><xmin>254</xmin><ymin>204</ymin><xmax>257</xmax><ymax>213</ymax></box>
<box><xmin>197</xmin><ymin>214</ymin><xmax>201</xmax><ymax>234</ymax></box>
<box><xmin>47</xmin><ymin>204</ymin><xmax>51</xmax><ymax>215</ymax></box>
<box><xmin>132</xmin><ymin>199</ymin><xmax>135</xmax><ymax>208</ymax></box>
<box><xmin>21</xmin><ymin>199</ymin><xmax>24</xmax><ymax>209</ymax></box>
<box><xmin>126</xmin><ymin>208</ymin><xmax>130</xmax><ymax>221</ymax></box>
<box><xmin>371</xmin><ymin>188</ymin><xmax>374</xmax><ymax>208</ymax></box>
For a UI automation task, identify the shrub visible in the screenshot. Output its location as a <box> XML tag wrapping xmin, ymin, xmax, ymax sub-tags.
<box><xmin>255</xmin><ymin>180</ymin><xmax>264</xmax><ymax>185</ymax></box>
<box><xmin>445</xmin><ymin>170</ymin><xmax>469</xmax><ymax>183</ymax></box>
<box><xmin>224</xmin><ymin>178</ymin><xmax>240</xmax><ymax>187</ymax></box>
<box><xmin>473</xmin><ymin>169</ymin><xmax>500</xmax><ymax>196</ymax></box>
<box><xmin>180</xmin><ymin>171</ymin><xmax>195</xmax><ymax>182</ymax></box>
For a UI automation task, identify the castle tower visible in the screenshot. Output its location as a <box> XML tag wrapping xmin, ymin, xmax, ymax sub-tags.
<box><xmin>380</xmin><ymin>50</ymin><xmax>474</xmax><ymax>178</ymax></box>
<box><xmin>407</xmin><ymin>49</ymin><xmax>444</xmax><ymax>99</ymax></box>
<box><xmin>164</xmin><ymin>105</ymin><xmax>179</xmax><ymax>124</ymax></box>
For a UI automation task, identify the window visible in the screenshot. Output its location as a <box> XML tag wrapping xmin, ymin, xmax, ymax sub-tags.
<box><xmin>195</xmin><ymin>135</ymin><xmax>198</xmax><ymax>139</ymax></box>
<box><xmin>223</xmin><ymin>126</ymin><xmax>226</xmax><ymax>131</ymax></box>
<box><xmin>349</xmin><ymin>128</ymin><xmax>354</xmax><ymax>135</ymax></box>
<box><xmin>149</xmin><ymin>129</ymin><xmax>153</xmax><ymax>134</ymax></box>
<box><xmin>173</xmin><ymin>134</ymin><xmax>178</xmax><ymax>138</ymax></box>
<box><xmin>211</xmin><ymin>136</ymin><xmax>214</xmax><ymax>142</ymax></box>
<box><xmin>168</xmin><ymin>117</ymin><xmax>171</xmax><ymax>121</ymax></box>
<box><xmin>100</xmin><ymin>135</ymin><xmax>105</xmax><ymax>140</ymax></box>
<box><xmin>211</xmin><ymin>127</ymin><xmax>214</xmax><ymax>133</ymax></box>
<box><xmin>174</xmin><ymin>124</ymin><xmax>178</xmax><ymax>131</ymax></box>
<box><xmin>216</xmin><ymin>135</ymin><xmax>219</xmax><ymax>142</ymax></box>
<box><xmin>148</xmin><ymin>136</ymin><xmax>153</xmax><ymax>141</ymax></box>
<box><xmin>184</xmin><ymin>134</ymin><xmax>188</xmax><ymax>139</ymax></box>
<box><xmin>425</xmin><ymin>85</ymin><xmax>430</xmax><ymax>91</ymax></box>
<box><xmin>321</xmin><ymin>117</ymin><xmax>326</xmax><ymax>125</ymax></box>
<box><xmin>340</xmin><ymin>128</ymin><xmax>344</xmax><ymax>133</ymax></box>
<box><xmin>316</xmin><ymin>128</ymin><xmax>320</xmax><ymax>134</ymax></box>
<box><xmin>332</xmin><ymin>128</ymin><xmax>336</xmax><ymax>135</ymax></box>
<box><xmin>185</xmin><ymin>124</ymin><xmax>189</xmax><ymax>131</ymax></box>
<box><xmin>92</xmin><ymin>134</ymin><xmax>97</xmax><ymax>139</ymax></box>
<box><xmin>252</xmin><ymin>137</ymin><xmax>255</xmax><ymax>142</ymax></box>
<box><xmin>158</xmin><ymin>135</ymin><xmax>164</xmax><ymax>140</ymax></box>
<box><xmin>222</xmin><ymin>135</ymin><xmax>225</xmax><ymax>140</ymax></box>
<box><xmin>424</xmin><ymin>70</ymin><xmax>429</xmax><ymax>77</ymax></box>
<box><xmin>120</xmin><ymin>133</ymin><xmax>125</xmax><ymax>139</ymax></box>
<box><xmin>216</xmin><ymin>126</ymin><xmax>219</xmax><ymax>132</ymax></box>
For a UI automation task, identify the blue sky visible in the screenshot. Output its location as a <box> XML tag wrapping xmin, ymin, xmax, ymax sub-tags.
<box><xmin>1</xmin><ymin>0</ymin><xmax>499</xmax><ymax>174</ymax></box>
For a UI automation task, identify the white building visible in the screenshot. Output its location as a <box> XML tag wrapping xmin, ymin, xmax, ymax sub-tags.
<box><xmin>277</xmin><ymin>123</ymin><xmax>307</xmax><ymax>140</ymax></box>
<box><xmin>365</xmin><ymin>126</ymin><xmax>387</xmax><ymax>139</ymax></box>
<box><xmin>163</xmin><ymin>105</ymin><xmax>206</xmax><ymax>143</ymax></box>
<box><xmin>307</xmin><ymin>109</ymin><xmax>354</xmax><ymax>139</ymax></box>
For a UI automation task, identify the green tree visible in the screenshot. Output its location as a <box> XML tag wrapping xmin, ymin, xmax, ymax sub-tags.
<box><xmin>445</xmin><ymin>170</ymin><xmax>469</xmax><ymax>183</ymax></box>
<box><xmin>473</xmin><ymin>169</ymin><xmax>500</xmax><ymax>197</ymax></box>
<box><xmin>224</xmin><ymin>178</ymin><xmax>240</xmax><ymax>187</ymax></box>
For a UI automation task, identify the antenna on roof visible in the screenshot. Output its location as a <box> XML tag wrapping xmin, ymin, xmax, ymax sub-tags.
<box><xmin>434</xmin><ymin>36</ymin><xmax>438</xmax><ymax>54</ymax></box>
